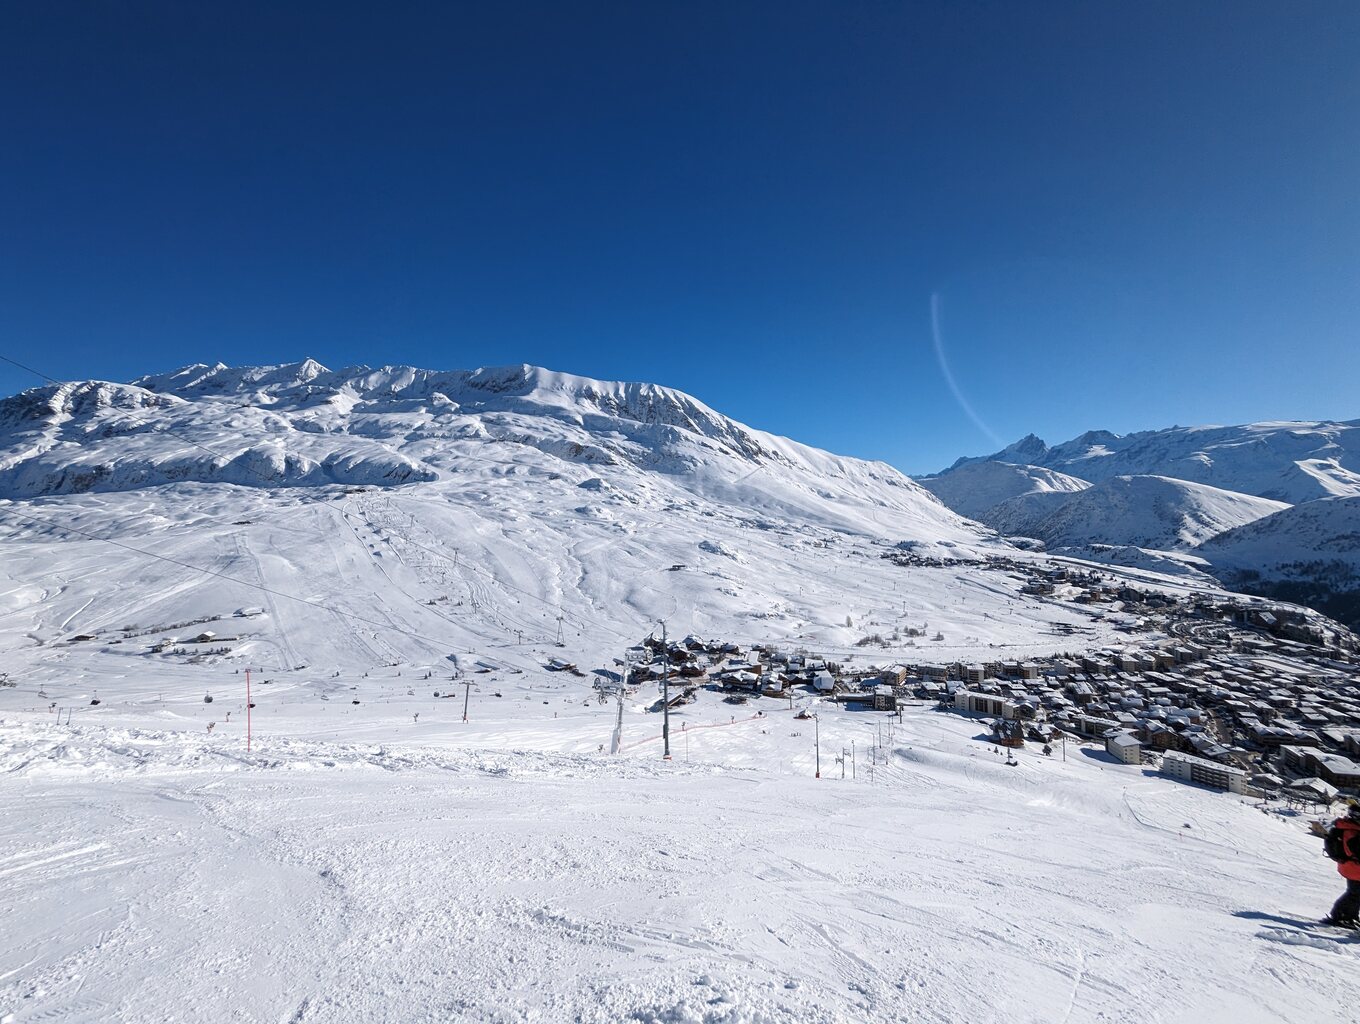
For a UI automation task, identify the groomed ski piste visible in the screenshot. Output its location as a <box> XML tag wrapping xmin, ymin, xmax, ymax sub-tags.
<box><xmin>1</xmin><ymin>362</ymin><xmax>1357</xmax><ymax>1022</ymax></box>
<box><xmin>3</xmin><ymin>701</ymin><xmax>1354</xmax><ymax>1023</ymax></box>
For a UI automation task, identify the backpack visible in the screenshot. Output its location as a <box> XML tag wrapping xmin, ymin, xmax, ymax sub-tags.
<box><xmin>1325</xmin><ymin>825</ymin><xmax>1360</xmax><ymax>863</ymax></box>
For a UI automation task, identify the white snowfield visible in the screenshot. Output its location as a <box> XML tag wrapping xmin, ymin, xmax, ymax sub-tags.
<box><xmin>0</xmin><ymin>361</ymin><xmax>1354</xmax><ymax>1022</ymax></box>
<box><xmin>0</xmin><ymin>359</ymin><xmax>1174</xmax><ymax>672</ymax></box>
<box><xmin>3</xmin><ymin>704</ymin><xmax>1357</xmax><ymax>1024</ymax></box>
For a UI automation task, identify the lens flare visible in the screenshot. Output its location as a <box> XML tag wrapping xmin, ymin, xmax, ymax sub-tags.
<box><xmin>931</xmin><ymin>291</ymin><xmax>1004</xmax><ymax>448</ymax></box>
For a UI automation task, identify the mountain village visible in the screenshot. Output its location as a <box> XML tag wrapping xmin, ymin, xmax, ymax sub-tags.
<box><xmin>617</xmin><ymin>554</ymin><xmax>1360</xmax><ymax>805</ymax></box>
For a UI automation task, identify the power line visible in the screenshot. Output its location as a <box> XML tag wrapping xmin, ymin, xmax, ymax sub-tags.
<box><xmin>0</xmin><ymin>353</ymin><xmax>61</xmax><ymax>384</ymax></box>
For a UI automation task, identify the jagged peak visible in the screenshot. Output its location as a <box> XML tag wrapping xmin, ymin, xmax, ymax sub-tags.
<box><xmin>127</xmin><ymin>359</ymin><xmax>761</xmax><ymax>452</ymax></box>
<box><xmin>1070</xmin><ymin>429</ymin><xmax>1122</xmax><ymax>446</ymax></box>
<box><xmin>134</xmin><ymin>359</ymin><xmax>331</xmax><ymax>393</ymax></box>
<box><xmin>0</xmin><ymin>378</ymin><xmax>183</xmax><ymax>426</ymax></box>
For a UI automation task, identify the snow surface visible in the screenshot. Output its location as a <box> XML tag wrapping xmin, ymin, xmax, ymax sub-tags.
<box><xmin>0</xmin><ymin>361</ymin><xmax>1351</xmax><ymax>1022</ymax></box>
<box><xmin>1046</xmin><ymin>543</ymin><xmax>1219</xmax><ymax>583</ymax></box>
<box><xmin>3</xmin><ymin>703</ymin><xmax>1354</xmax><ymax>1024</ymax></box>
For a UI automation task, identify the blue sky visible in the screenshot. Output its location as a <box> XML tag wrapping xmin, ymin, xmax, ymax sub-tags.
<box><xmin>2</xmin><ymin>2</ymin><xmax>1357</xmax><ymax>474</ymax></box>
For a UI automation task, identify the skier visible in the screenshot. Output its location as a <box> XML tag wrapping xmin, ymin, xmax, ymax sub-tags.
<box><xmin>1322</xmin><ymin>802</ymin><xmax>1360</xmax><ymax>927</ymax></box>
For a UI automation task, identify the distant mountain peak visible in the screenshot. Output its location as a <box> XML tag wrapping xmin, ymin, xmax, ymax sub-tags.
<box><xmin>939</xmin><ymin>417</ymin><xmax>1360</xmax><ymax>505</ymax></box>
<box><xmin>948</xmin><ymin>432</ymin><xmax>1047</xmax><ymax>471</ymax></box>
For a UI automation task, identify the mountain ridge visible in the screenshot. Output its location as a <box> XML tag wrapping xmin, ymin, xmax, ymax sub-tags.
<box><xmin>941</xmin><ymin>418</ymin><xmax>1360</xmax><ymax>504</ymax></box>
<box><xmin>0</xmin><ymin>359</ymin><xmax>974</xmax><ymax>548</ymax></box>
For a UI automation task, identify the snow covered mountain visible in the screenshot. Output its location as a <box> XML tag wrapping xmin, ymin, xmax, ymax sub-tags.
<box><xmin>1007</xmin><ymin>475</ymin><xmax>1291</xmax><ymax>552</ymax></box>
<box><xmin>1201</xmin><ymin>494</ymin><xmax>1360</xmax><ymax>573</ymax></box>
<box><xmin>947</xmin><ymin>419</ymin><xmax>1360</xmax><ymax>504</ymax></box>
<box><xmin>916</xmin><ymin>459</ymin><xmax>1090</xmax><ymax>522</ymax></box>
<box><xmin>0</xmin><ymin>360</ymin><xmax>972</xmax><ymax>540</ymax></box>
<box><xmin>927</xmin><ymin>416</ymin><xmax>1360</xmax><ymax>625</ymax></box>
<box><xmin>2</xmin><ymin>359</ymin><xmax>1080</xmax><ymax>676</ymax></box>
<box><xmin>1197</xmin><ymin>496</ymin><xmax>1360</xmax><ymax>624</ymax></box>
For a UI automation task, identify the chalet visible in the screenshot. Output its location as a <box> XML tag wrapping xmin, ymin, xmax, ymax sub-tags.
<box><xmin>1143</xmin><ymin>722</ymin><xmax>1193</xmax><ymax>754</ymax></box>
<box><xmin>1067</xmin><ymin>680</ymin><xmax>1096</xmax><ymax>705</ymax></box>
<box><xmin>1251</xmin><ymin>723</ymin><xmax>1319</xmax><ymax>750</ymax></box>
<box><xmin>1186</xmin><ymin>734</ymin><xmax>1234</xmax><ymax>763</ymax></box>
<box><xmin>720</xmin><ymin>671</ymin><xmax>761</xmax><ymax>693</ymax></box>
<box><xmin>1290</xmin><ymin>777</ymin><xmax>1341</xmax><ymax>804</ymax></box>
<box><xmin>991</xmin><ymin>718</ymin><xmax>1025</xmax><ymax>747</ymax></box>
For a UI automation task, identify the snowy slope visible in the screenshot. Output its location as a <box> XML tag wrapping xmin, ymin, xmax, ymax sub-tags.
<box><xmin>915</xmin><ymin>459</ymin><xmax>1090</xmax><ymax>522</ymax></box>
<box><xmin>0</xmin><ymin>359</ymin><xmax>1161</xmax><ymax>686</ymax></box>
<box><xmin>1199</xmin><ymin>495</ymin><xmax>1360</xmax><ymax>579</ymax></box>
<box><xmin>948</xmin><ymin>420</ymin><xmax>1360</xmax><ymax>504</ymax></box>
<box><xmin>3</xmin><ymin>698</ymin><xmax>1354</xmax><ymax>1024</ymax></box>
<box><xmin>985</xmin><ymin>487</ymin><xmax>1092</xmax><ymax>539</ymax></box>
<box><xmin>1008</xmin><ymin>475</ymin><xmax>1290</xmax><ymax>551</ymax></box>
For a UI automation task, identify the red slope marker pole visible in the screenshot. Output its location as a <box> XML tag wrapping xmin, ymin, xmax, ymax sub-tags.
<box><xmin>246</xmin><ymin>668</ymin><xmax>252</xmax><ymax>752</ymax></box>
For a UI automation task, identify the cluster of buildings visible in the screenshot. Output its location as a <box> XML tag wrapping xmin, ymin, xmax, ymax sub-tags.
<box><xmin>625</xmin><ymin>635</ymin><xmax>844</xmax><ymax>703</ymax></box>
<box><xmin>935</xmin><ymin>604</ymin><xmax>1358</xmax><ymax>800</ymax></box>
<box><xmin>621</xmin><ymin>579</ymin><xmax>1359</xmax><ymax>804</ymax></box>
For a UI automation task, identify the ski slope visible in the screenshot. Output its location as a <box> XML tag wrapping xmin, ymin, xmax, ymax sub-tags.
<box><xmin>0</xmin><ymin>360</ymin><xmax>1185</xmax><ymax>694</ymax></box>
<box><xmin>1</xmin><ymin>705</ymin><xmax>1352</xmax><ymax>1024</ymax></box>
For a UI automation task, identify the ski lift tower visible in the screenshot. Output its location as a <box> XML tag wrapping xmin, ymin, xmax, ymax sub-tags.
<box><xmin>606</xmin><ymin>648</ymin><xmax>642</xmax><ymax>755</ymax></box>
<box><xmin>659</xmin><ymin>620</ymin><xmax>672</xmax><ymax>761</ymax></box>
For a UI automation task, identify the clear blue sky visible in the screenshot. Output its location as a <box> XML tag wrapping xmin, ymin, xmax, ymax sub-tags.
<box><xmin>2</xmin><ymin>2</ymin><xmax>1357</xmax><ymax>474</ymax></box>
